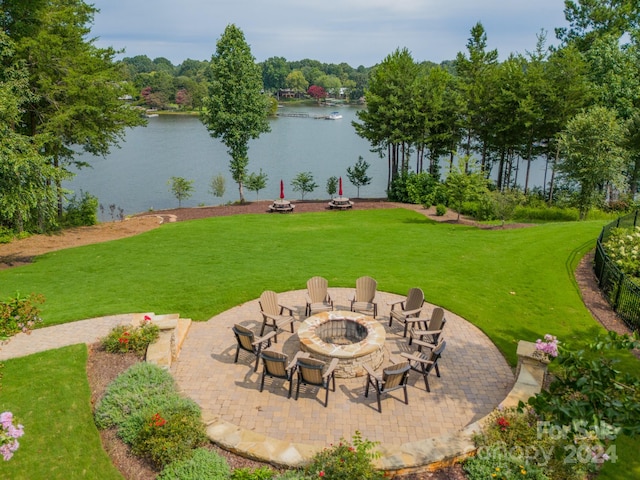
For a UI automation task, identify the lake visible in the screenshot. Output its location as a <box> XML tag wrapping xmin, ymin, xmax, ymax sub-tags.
<box><xmin>65</xmin><ymin>105</ymin><xmax>548</xmax><ymax>219</ymax></box>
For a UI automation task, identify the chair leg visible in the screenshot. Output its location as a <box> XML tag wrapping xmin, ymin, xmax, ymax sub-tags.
<box><xmin>324</xmin><ymin>385</ymin><xmax>329</xmax><ymax>407</ymax></box>
<box><xmin>254</xmin><ymin>355</ymin><xmax>260</xmax><ymax>372</ymax></box>
<box><xmin>403</xmin><ymin>322</ymin><xmax>408</xmax><ymax>337</ymax></box>
<box><xmin>376</xmin><ymin>390</ymin><xmax>382</xmax><ymax>412</ymax></box>
<box><xmin>435</xmin><ymin>364</ymin><xmax>441</xmax><ymax>377</ymax></box>
<box><xmin>287</xmin><ymin>379</ymin><xmax>293</xmax><ymax>399</ymax></box>
<box><xmin>365</xmin><ymin>375</ymin><xmax>371</xmax><ymax>397</ymax></box>
<box><xmin>295</xmin><ymin>376</ymin><xmax>301</xmax><ymax>400</ymax></box>
<box><xmin>234</xmin><ymin>346</ymin><xmax>240</xmax><ymax>363</ymax></box>
<box><xmin>259</xmin><ymin>371</ymin><xmax>266</xmax><ymax>392</ymax></box>
<box><xmin>403</xmin><ymin>385</ymin><xmax>408</xmax><ymax>405</ymax></box>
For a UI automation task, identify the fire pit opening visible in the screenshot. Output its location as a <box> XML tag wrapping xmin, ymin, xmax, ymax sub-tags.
<box><xmin>315</xmin><ymin>319</ymin><xmax>368</xmax><ymax>345</ymax></box>
<box><xmin>298</xmin><ymin>311</ymin><xmax>386</xmax><ymax>378</ymax></box>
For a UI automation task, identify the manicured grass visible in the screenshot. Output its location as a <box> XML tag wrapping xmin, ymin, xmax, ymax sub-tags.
<box><xmin>0</xmin><ymin>208</ymin><xmax>606</xmax><ymax>364</ymax></box>
<box><xmin>0</xmin><ymin>345</ymin><xmax>123</xmax><ymax>479</ymax></box>
<box><xmin>1</xmin><ymin>208</ymin><xmax>638</xmax><ymax>478</ymax></box>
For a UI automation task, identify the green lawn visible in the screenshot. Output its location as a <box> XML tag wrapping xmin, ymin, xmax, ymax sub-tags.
<box><xmin>0</xmin><ymin>208</ymin><xmax>638</xmax><ymax>477</ymax></box>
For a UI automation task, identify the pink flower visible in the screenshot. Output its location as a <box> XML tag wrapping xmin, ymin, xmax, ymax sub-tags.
<box><xmin>319</xmin><ymin>471</ymin><xmax>325</xmax><ymax>477</ymax></box>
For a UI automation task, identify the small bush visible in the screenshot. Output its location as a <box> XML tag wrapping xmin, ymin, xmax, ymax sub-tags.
<box><xmin>63</xmin><ymin>191</ymin><xmax>98</xmax><ymax>227</ymax></box>
<box><xmin>231</xmin><ymin>465</ymin><xmax>276</xmax><ymax>479</ymax></box>
<box><xmin>131</xmin><ymin>405</ymin><xmax>208</xmax><ymax>468</ymax></box>
<box><xmin>304</xmin><ymin>431</ymin><xmax>383</xmax><ymax>480</ymax></box>
<box><xmin>117</xmin><ymin>395</ymin><xmax>201</xmax><ymax>445</ymax></box>
<box><xmin>464</xmin><ymin>447</ymin><xmax>549</xmax><ymax>479</ymax></box>
<box><xmin>0</xmin><ymin>292</ymin><xmax>44</xmax><ymax>340</ymax></box>
<box><xmin>101</xmin><ymin>323</ymin><xmax>159</xmax><ymax>355</ymax></box>
<box><xmin>273</xmin><ymin>471</ymin><xmax>308</xmax><ymax>480</ymax></box>
<box><xmin>158</xmin><ymin>448</ymin><xmax>230</xmax><ymax>480</ymax></box>
<box><xmin>94</xmin><ymin>362</ymin><xmax>176</xmax><ymax>429</ymax></box>
<box><xmin>435</xmin><ymin>204</ymin><xmax>447</xmax><ymax>216</ymax></box>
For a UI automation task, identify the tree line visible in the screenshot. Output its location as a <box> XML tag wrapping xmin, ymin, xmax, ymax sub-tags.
<box><xmin>354</xmin><ymin>2</ymin><xmax>640</xmax><ymax>219</ymax></box>
<box><xmin>119</xmin><ymin>54</ymin><xmax>375</xmax><ymax>111</ymax></box>
<box><xmin>2</xmin><ymin>0</ymin><xmax>640</xmax><ymax>235</ymax></box>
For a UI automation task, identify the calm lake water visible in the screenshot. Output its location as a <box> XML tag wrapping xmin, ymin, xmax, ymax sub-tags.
<box><xmin>65</xmin><ymin>105</ymin><xmax>548</xmax><ymax>219</ymax></box>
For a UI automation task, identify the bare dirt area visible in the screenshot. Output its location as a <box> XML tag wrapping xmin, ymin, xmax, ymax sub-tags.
<box><xmin>3</xmin><ymin>200</ymin><xmax>631</xmax><ymax>479</ymax></box>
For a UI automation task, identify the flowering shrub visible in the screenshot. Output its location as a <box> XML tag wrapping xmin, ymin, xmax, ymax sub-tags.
<box><xmin>304</xmin><ymin>431</ymin><xmax>384</xmax><ymax>480</ymax></box>
<box><xmin>603</xmin><ymin>226</ymin><xmax>640</xmax><ymax>278</ymax></box>
<box><xmin>131</xmin><ymin>406</ymin><xmax>207</xmax><ymax>468</ymax></box>
<box><xmin>101</xmin><ymin>321</ymin><xmax>159</xmax><ymax>355</ymax></box>
<box><xmin>468</xmin><ymin>407</ymin><xmax>604</xmax><ymax>480</ymax></box>
<box><xmin>0</xmin><ymin>411</ymin><xmax>24</xmax><ymax>461</ymax></box>
<box><xmin>0</xmin><ymin>292</ymin><xmax>44</xmax><ymax>341</ymax></box>
<box><xmin>535</xmin><ymin>334</ymin><xmax>559</xmax><ymax>358</ymax></box>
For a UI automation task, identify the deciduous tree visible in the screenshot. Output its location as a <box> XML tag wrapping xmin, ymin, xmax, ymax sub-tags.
<box><xmin>201</xmin><ymin>24</ymin><xmax>271</xmax><ymax>203</ymax></box>
<box><xmin>245</xmin><ymin>169</ymin><xmax>268</xmax><ymax>200</ymax></box>
<box><xmin>1</xmin><ymin>0</ymin><xmax>145</xmax><ymax>224</ymax></box>
<box><xmin>346</xmin><ymin>157</ymin><xmax>372</xmax><ymax>197</ymax></box>
<box><xmin>557</xmin><ymin>106</ymin><xmax>628</xmax><ymax>219</ymax></box>
<box><xmin>168</xmin><ymin>177</ymin><xmax>194</xmax><ymax>208</ymax></box>
<box><xmin>291</xmin><ymin>172</ymin><xmax>317</xmax><ymax>200</ymax></box>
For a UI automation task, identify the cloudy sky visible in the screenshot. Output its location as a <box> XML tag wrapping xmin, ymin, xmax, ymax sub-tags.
<box><xmin>89</xmin><ymin>0</ymin><xmax>569</xmax><ymax>67</ymax></box>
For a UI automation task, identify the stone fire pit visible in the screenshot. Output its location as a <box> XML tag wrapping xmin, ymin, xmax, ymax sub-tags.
<box><xmin>297</xmin><ymin>310</ymin><xmax>386</xmax><ymax>378</ymax></box>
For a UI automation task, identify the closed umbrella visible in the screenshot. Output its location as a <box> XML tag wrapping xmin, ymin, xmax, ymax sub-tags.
<box><xmin>280</xmin><ymin>179</ymin><xmax>285</xmax><ymax>200</ymax></box>
<box><xmin>339</xmin><ymin>177</ymin><xmax>343</xmax><ymax>196</ymax></box>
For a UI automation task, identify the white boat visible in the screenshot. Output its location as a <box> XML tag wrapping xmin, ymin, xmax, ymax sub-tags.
<box><xmin>327</xmin><ymin>111</ymin><xmax>342</xmax><ymax>120</ymax></box>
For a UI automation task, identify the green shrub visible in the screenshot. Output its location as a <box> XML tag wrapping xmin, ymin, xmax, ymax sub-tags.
<box><xmin>94</xmin><ymin>362</ymin><xmax>176</xmax><ymax>429</ymax></box>
<box><xmin>130</xmin><ymin>405</ymin><xmax>208</xmax><ymax>468</ymax></box>
<box><xmin>512</xmin><ymin>206</ymin><xmax>579</xmax><ymax>222</ymax></box>
<box><xmin>304</xmin><ymin>431</ymin><xmax>383</xmax><ymax>480</ymax></box>
<box><xmin>0</xmin><ymin>292</ymin><xmax>44</xmax><ymax>340</ymax></box>
<box><xmin>231</xmin><ymin>465</ymin><xmax>276</xmax><ymax>479</ymax></box>
<box><xmin>435</xmin><ymin>204</ymin><xmax>447</xmax><ymax>216</ymax></box>
<box><xmin>117</xmin><ymin>395</ymin><xmax>201</xmax><ymax>445</ymax></box>
<box><xmin>101</xmin><ymin>323</ymin><xmax>160</xmax><ymax>355</ymax></box>
<box><xmin>63</xmin><ymin>190</ymin><xmax>98</xmax><ymax>227</ymax></box>
<box><xmin>464</xmin><ymin>447</ymin><xmax>549</xmax><ymax>480</ymax></box>
<box><xmin>158</xmin><ymin>447</ymin><xmax>230</xmax><ymax>479</ymax></box>
<box><xmin>273</xmin><ymin>471</ymin><xmax>308</xmax><ymax>480</ymax></box>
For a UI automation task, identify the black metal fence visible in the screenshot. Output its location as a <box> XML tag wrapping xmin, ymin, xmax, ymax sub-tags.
<box><xmin>594</xmin><ymin>210</ymin><xmax>640</xmax><ymax>332</ymax></box>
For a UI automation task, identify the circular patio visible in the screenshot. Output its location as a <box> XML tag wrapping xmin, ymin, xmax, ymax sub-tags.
<box><xmin>170</xmin><ymin>288</ymin><xmax>514</xmax><ymax>469</ymax></box>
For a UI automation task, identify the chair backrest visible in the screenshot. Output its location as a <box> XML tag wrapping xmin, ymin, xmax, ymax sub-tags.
<box><xmin>429</xmin><ymin>308</ymin><xmax>445</xmax><ymax>330</ymax></box>
<box><xmin>259</xmin><ymin>290</ymin><xmax>280</xmax><ymax>316</ymax></box>
<box><xmin>297</xmin><ymin>357</ymin><xmax>326</xmax><ymax>386</ymax></box>
<box><xmin>405</xmin><ymin>288</ymin><xmax>424</xmax><ymax>311</ymax></box>
<box><xmin>426</xmin><ymin>341</ymin><xmax>446</xmax><ymax>372</ymax></box>
<box><xmin>381</xmin><ymin>362</ymin><xmax>411</xmax><ymax>391</ymax></box>
<box><xmin>261</xmin><ymin>350</ymin><xmax>289</xmax><ymax>378</ymax></box>
<box><xmin>355</xmin><ymin>276</ymin><xmax>377</xmax><ymax>303</ymax></box>
<box><xmin>233</xmin><ymin>324</ymin><xmax>255</xmax><ymax>352</ymax></box>
<box><xmin>307</xmin><ymin>276</ymin><xmax>329</xmax><ymax>303</ymax></box>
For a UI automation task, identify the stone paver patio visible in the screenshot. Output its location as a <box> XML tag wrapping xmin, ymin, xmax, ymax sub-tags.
<box><xmin>170</xmin><ymin>288</ymin><xmax>514</xmax><ymax>469</ymax></box>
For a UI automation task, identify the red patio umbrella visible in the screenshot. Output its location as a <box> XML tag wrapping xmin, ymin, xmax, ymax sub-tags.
<box><xmin>339</xmin><ymin>177</ymin><xmax>343</xmax><ymax>196</ymax></box>
<box><xmin>280</xmin><ymin>179</ymin><xmax>285</xmax><ymax>200</ymax></box>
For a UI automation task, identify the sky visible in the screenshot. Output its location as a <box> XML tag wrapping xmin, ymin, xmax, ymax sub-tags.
<box><xmin>89</xmin><ymin>0</ymin><xmax>569</xmax><ymax>67</ymax></box>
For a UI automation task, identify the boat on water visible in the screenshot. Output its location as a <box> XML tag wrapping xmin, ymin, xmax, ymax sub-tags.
<box><xmin>327</xmin><ymin>111</ymin><xmax>342</xmax><ymax>120</ymax></box>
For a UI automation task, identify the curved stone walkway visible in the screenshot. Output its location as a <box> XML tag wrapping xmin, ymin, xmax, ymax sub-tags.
<box><xmin>170</xmin><ymin>289</ymin><xmax>514</xmax><ymax>470</ymax></box>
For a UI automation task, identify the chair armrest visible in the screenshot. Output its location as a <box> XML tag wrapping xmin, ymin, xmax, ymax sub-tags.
<box><xmin>254</xmin><ymin>330</ymin><xmax>277</xmax><ymax>345</ymax></box>
<box><xmin>362</xmin><ymin>363</ymin><xmax>381</xmax><ymax>382</ymax></box>
<box><xmin>287</xmin><ymin>351</ymin><xmax>309</xmax><ymax>370</ymax></box>
<box><xmin>405</xmin><ymin>317</ymin><xmax>430</xmax><ymax>325</ymax></box>
<box><xmin>403</xmin><ymin>307</ymin><xmax>423</xmax><ymax>317</ymax></box>
<box><xmin>400</xmin><ymin>352</ymin><xmax>433</xmax><ymax>365</ymax></box>
<box><xmin>411</xmin><ymin>338</ymin><xmax>437</xmax><ymax>350</ymax></box>
<box><xmin>279</xmin><ymin>304</ymin><xmax>294</xmax><ymax>315</ymax></box>
<box><xmin>323</xmin><ymin>358</ymin><xmax>340</xmax><ymax>379</ymax></box>
<box><xmin>387</xmin><ymin>299</ymin><xmax>405</xmax><ymax>309</ymax></box>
